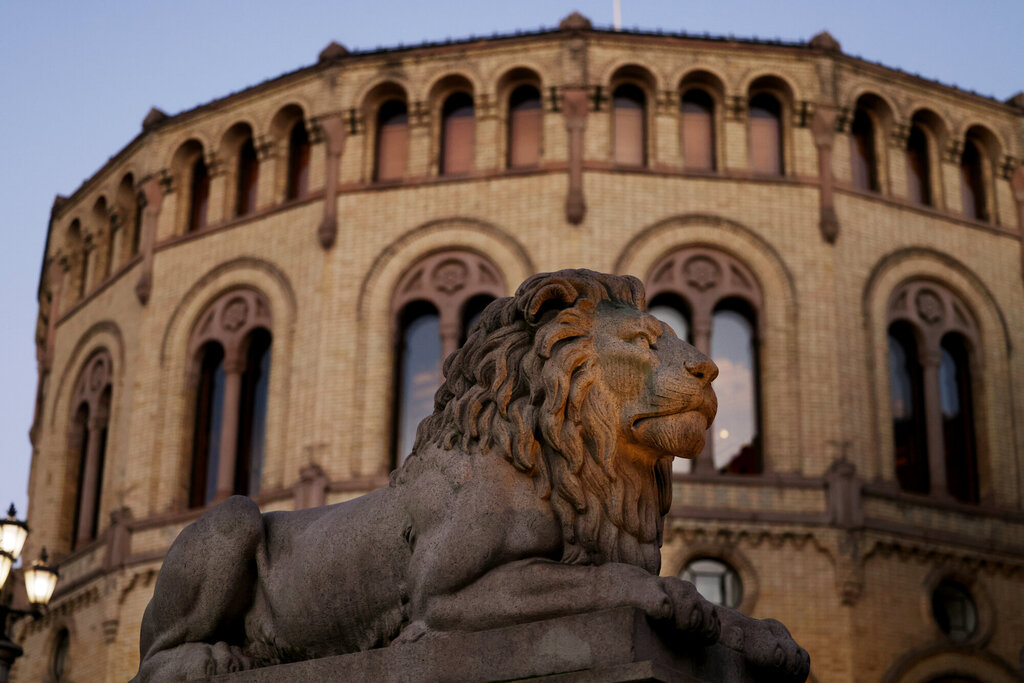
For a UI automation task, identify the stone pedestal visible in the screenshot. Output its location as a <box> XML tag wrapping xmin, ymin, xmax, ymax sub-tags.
<box><xmin>211</xmin><ymin>607</ymin><xmax>784</xmax><ymax>682</ymax></box>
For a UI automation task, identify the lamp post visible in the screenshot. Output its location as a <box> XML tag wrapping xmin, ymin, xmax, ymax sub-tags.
<box><xmin>0</xmin><ymin>503</ymin><xmax>59</xmax><ymax>683</ymax></box>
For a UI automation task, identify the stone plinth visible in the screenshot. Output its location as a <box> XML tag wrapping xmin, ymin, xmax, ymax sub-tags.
<box><xmin>210</xmin><ymin>607</ymin><xmax>784</xmax><ymax>682</ymax></box>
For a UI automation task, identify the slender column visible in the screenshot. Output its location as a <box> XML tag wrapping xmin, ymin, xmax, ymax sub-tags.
<box><xmin>76</xmin><ymin>415</ymin><xmax>106</xmax><ymax>544</ymax></box>
<box><xmin>215</xmin><ymin>355</ymin><xmax>246</xmax><ymax>501</ymax></box>
<box><xmin>440</xmin><ymin>320</ymin><xmax>461</xmax><ymax>362</ymax></box>
<box><xmin>134</xmin><ymin>175</ymin><xmax>165</xmax><ymax>305</ymax></box>
<box><xmin>691</xmin><ymin>316</ymin><xmax>715</xmax><ymax>474</ymax></box>
<box><xmin>563</xmin><ymin>87</ymin><xmax>588</xmax><ymax>225</ymax></box>
<box><xmin>1012</xmin><ymin>164</ymin><xmax>1024</xmax><ymax>284</ymax></box>
<box><xmin>921</xmin><ymin>350</ymin><xmax>948</xmax><ymax>497</ymax></box>
<box><xmin>316</xmin><ymin>113</ymin><xmax>347</xmax><ymax>249</ymax></box>
<box><xmin>811</xmin><ymin>107</ymin><xmax>839</xmax><ymax>243</ymax></box>
<box><xmin>44</xmin><ymin>258</ymin><xmax>67</xmax><ymax>370</ymax></box>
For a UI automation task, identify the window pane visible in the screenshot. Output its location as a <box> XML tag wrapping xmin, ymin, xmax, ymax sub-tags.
<box><xmin>711</xmin><ymin>307</ymin><xmax>760</xmax><ymax>473</ymax></box>
<box><xmin>941</xmin><ymin>334</ymin><xmax>978</xmax><ymax>503</ymax></box>
<box><xmin>960</xmin><ymin>140</ymin><xmax>987</xmax><ymax>220</ymax></box>
<box><xmin>191</xmin><ymin>343</ymin><xmax>226</xmax><ymax>508</ymax></box>
<box><xmin>850</xmin><ymin>108</ymin><xmax>878</xmax><ymax>191</ymax></box>
<box><xmin>613</xmin><ymin>85</ymin><xmax>645</xmax><ymax>167</ymax></box>
<box><xmin>682</xmin><ymin>89</ymin><xmax>714</xmax><ymax>171</ymax></box>
<box><xmin>376</xmin><ymin>100</ymin><xmax>409</xmax><ymax>181</ymax></box>
<box><xmin>396</xmin><ymin>306</ymin><xmax>442</xmax><ymax>464</ymax></box>
<box><xmin>508</xmin><ymin>85</ymin><xmax>541</xmax><ymax>168</ymax></box>
<box><xmin>906</xmin><ymin>125</ymin><xmax>931</xmax><ymax>205</ymax></box>
<box><xmin>286</xmin><ymin>122</ymin><xmax>310</xmax><ymax>200</ymax></box>
<box><xmin>236</xmin><ymin>138</ymin><xmax>259</xmax><ymax>217</ymax></box>
<box><xmin>681</xmin><ymin>558</ymin><xmax>743</xmax><ymax>609</ymax></box>
<box><xmin>236</xmin><ymin>330</ymin><xmax>272</xmax><ymax>497</ymax></box>
<box><xmin>441</xmin><ymin>93</ymin><xmax>474</xmax><ymax>175</ymax></box>
<box><xmin>931</xmin><ymin>580</ymin><xmax>977</xmax><ymax>643</ymax></box>
<box><xmin>189</xmin><ymin>158</ymin><xmax>209</xmax><ymax>232</ymax></box>
<box><xmin>749</xmin><ymin>94</ymin><xmax>782</xmax><ymax>174</ymax></box>
<box><xmin>649</xmin><ymin>305</ymin><xmax>689</xmax><ymax>342</ymax></box>
<box><xmin>889</xmin><ymin>323</ymin><xmax>929</xmax><ymax>494</ymax></box>
<box><xmin>70</xmin><ymin>404</ymin><xmax>89</xmax><ymax>550</ymax></box>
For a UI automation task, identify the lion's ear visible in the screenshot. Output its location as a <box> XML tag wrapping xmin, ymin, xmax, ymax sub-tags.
<box><xmin>523</xmin><ymin>281</ymin><xmax>579</xmax><ymax>325</ymax></box>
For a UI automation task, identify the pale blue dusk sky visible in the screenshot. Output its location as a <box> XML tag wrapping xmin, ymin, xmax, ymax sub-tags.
<box><xmin>1</xmin><ymin>1</ymin><xmax>1021</xmax><ymax>522</ymax></box>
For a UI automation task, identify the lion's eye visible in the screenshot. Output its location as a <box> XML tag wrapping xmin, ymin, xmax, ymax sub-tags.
<box><xmin>630</xmin><ymin>333</ymin><xmax>654</xmax><ymax>349</ymax></box>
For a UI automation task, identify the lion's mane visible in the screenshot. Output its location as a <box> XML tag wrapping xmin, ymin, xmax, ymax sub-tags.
<box><xmin>400</xmin><ymin>269</ymin><xmax>672</xmax><ymax>574</ymax></box>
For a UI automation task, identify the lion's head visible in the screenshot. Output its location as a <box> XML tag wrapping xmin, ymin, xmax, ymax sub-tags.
<box><xmin>406</xmin><ymin>269</ymin><xmax>717</xmax><ymax>574</ymax></box>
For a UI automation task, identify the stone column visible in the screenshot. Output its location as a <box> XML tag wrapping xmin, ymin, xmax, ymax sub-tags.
<box><xmin>316</xmin><ymin>113</ymin><xmax>347</xmax><ymax>249</ymax></box>
<box><xmin>921</xmin><ymin>350</ymin><xmax>947</xmax><ymax>497</ymax></box>
<box><xmin>135</xmin><ymin>175</ymin><xmax>165</xmax><ymax>305</ymax></box>
<box><xmin>811</xmin><ymin>107</ymin><xmax>839</xmax><ymax>243</ymax></box>
<box><xmin>255</xmin><ymin>136</ymin><xmax>277</xmax><ymax>210</ymax></box>
<box><xmin>563</xmin><ymin>88</ymin><xmax>588</xmax><ymax>225</ymax></box>
<box><xmin>691</xmin><ymin>315</ymin><xmax>715</xmax><ymax>473</ymax></box>
<box><xmin>440</xmin><ymin>320</ymin><xmax>461</xmax><ymax>362</ymax></box>
<box><xmin>215</xmin><ymin>354</ymin><xmax>246</xmax><ymax>502</ymax></box>
<box><xmin>82</xmin><ymin>235</ymin><xmax>96</xmax><ymax>296</ymax></box>
<box><xmin>941</xmin><ymin>139</ymin><xmax>964</xmax><ymax>215</ymax></box>
<box><xmin>76</xmin><ymin>414</ymin><xmax>107</xmax><ymax>544</ymax></box>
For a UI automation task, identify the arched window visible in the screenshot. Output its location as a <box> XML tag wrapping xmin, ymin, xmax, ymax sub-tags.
<box><xmin>189</xmin><ymin>156</ymin><xmax>210</xmax><ymax>232</ymax></box>
<box><xmin>236</xmin><ymin>136</ymin><xmax>260</xmax><ymax>217</ymax></box>
<box><xmin>285</xmin><ymin>121</ymin><xmax>310</xmax><ymax>200</ymax></box>
<box><xmin>940</xmin><ymin>334</ymin><xmax>978</xmax><ymax>503</ymax></box>
<box><xmin>888</xmin><ymin>281</ymin><xmax>980</xmax><ymax>502</ymax></box>
<box><xmin>613</xmin><ymin>84</ymin><xmax>646</xmax><ymax>167</ymax></box>
<box><xmin>189</xmin><ymin>290</ymin><xmax>273</xmax><ymax>508</ymax></box>
<box><xmin>440</xmin><ymin>92</ymin><xmax>475</xmax><ymax>175</ymax></box>
<box><xmin>681</xmin><ymin>89</ymin><xmax>715</xmax><ymax>171</ymax></box>
<box><xmin>131</xmin><ymin>191</ymin><xmax>144</xmax><ymax>256</ymax></box>
<box><xmin>960</xmin><ymin>139</ymin><xmax>987</xmax><ymax>221</ymax></box>
<box><xmin>375</xmin><ymin>99</ymin><xmax>409</xmax><ymax>181</ymax></box>
<box><xmin>391</xmin><ymin>251</ymin><xmax>505</xmax><ymax>466</ymax></box>
<box><xmin>906</xmin><ymin>124</ymin><xmax>932</xmax><ymax>205</ymax></box>
<box><xmin>67</xmin><ymin>350</ymin><xmax>113</xmax><ymax>550</ymax></box>
<box><xmin>749</xmin><ymin>93</ymin><xmax>783</xmax><ymax>174</ymax></box>
<box><xmin>507</xmin><ymin>85</ymin><xmax>542</xmax><ymax>168</ymax></box>
<box><xmin>646</xmin><ymin>249</ymin><xmax>763</xmax><ymax>474</ymax></box>
<box><xmin>889</xmin><ymin>321</ymin><xmax>929</xmax><ymax>493</ymax></box>
<box><xmin>850</xmin><ymin>107</ymin><xmax>879</xmax><ymax>191</ymax></box>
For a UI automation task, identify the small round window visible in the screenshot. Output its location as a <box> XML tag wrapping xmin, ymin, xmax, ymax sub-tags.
<box><xmin>931</xmin><ymin>580</ymin><xmax>977</xmax><ymax>643</ymax></box>
<box><xmin>681</xmin><ymin>557</ymin><xmax>742</xmax><ymax>609</ymax></box>
<box><xmin>52</xmin><ymin>628</ymin><xmax>70</xmax><ymax>681</ymax></box>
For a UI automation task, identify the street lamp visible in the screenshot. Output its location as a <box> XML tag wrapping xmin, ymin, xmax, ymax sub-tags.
<box><xmin>0</xmin><ymin>503</ymin><xmax>59</xmax><ymax>683</ymax></box>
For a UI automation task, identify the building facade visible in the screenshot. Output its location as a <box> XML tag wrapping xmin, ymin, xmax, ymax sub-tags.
<box><xmin>13</xmin><ymin>13</ymin><xmax>1024</xmax><ymax>682</ymax></box>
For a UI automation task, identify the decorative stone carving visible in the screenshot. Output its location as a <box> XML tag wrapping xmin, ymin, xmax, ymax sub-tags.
<box><xmin>72</xmin><ymin>349</ymin><xmax>113</xmax><ymax>414</ymax></box>
<box><xmin>189</xmin><ymin>289</ymin><xmax>272</xmax><ymax>360</ymax></box>
<box><xmin>683</xmin><ymin>256</ymin><xmax>721</xmax><ymax>292</ymax></box>
<box><xmin>133</xmin><ymin>270</ymin><xmax>808</xmax><ymax>682</ymax></box>
<box><xmin>914</xmin><ymin>289</ymin><xmax>943</xmax><ymax>324</ymax></box>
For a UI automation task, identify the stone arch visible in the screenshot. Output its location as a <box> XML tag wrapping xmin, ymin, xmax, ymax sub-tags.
<box><xmin>599</xmin><ymin>59</ymin><xmax>664</xmax><ymax>93</ymax></box>
<box><xmin>862</xmin><ymin>248</ymin><xmax>1016</xmax><ymax>499</ymax></box>
<box><xmin>351</xmin><ymin>218</ymin><xmax>533</xmax><ymax>476</ymax></box>
<box><xmin>153</xmin><ymin>257</ymin><xmax>296</xmax><ymax>514</ymax></box>
<box><xmin>738</xmin><ymin>71</ymin><xmax>801</xmax><ymax>106</ymax></box>
<box><xmin>495</xmin><ymin>66</ymin><xmax>545</xmax><ymax>169</ymax></box>
<box><xmin>163</xmin><ymin>131</ymin><xmax>213</xmax><ymax>171</ymax></box>
<box><xmin>359</xmin><ymin>80</ymin><xmax>411</xmax><ymax>182</ymax></box>
<box><xmin>615</xmin><ymin>213</ymin><xmax>801</xmax><ymax>473</ymax></box>
<box><xmin>268</xmin><ymin>102</ymin><xmax>311</xmax><ymax>202</ymax></box>
<box><xmin>842</xmin><ymin>86</ymin><xmax>902</xmax><ymax>124</ymax></box>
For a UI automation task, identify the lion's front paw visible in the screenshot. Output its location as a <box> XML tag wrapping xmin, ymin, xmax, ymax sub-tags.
<box><xmin>203</xmin><ymin>642</ymin><xmax>255</xmax><ymax>676</ymax></box>
<box><xmin>742</xmin><ymin>618</ymin><xmax>809</xmax><ymax>680</ymax></box>
<box><xmin>659</xmin><ymin>577</ymin><xmax>720</xmax><ymax>644</ymax></box>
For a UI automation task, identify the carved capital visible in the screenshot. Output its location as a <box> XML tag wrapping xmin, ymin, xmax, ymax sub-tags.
<box><xmin>725</xmin><ymin>95</ymin><xmax>746</xmax><ymax>121</ymax></box>
<box><xmin>889</xmin><ymin>121</ymin><xmax>911</xmax><ymax>148</ymax></box>
<box><xmin>135</xmin><ymin>270</ymin><xmax>152</xmax><ymax>305</ymax></box>
<box><xmin>1011</xmin><ymin>163</ymin><xmax>1024</xmax><ymax>200</ymax></box>
<box><xmin>315</xmin><ymin>113</ymin><xmax>348</xmax><ymax>156</ymax></box>
<box><xmin>819</xmin><ymin>206</ymin><xmax>839</xmax><ymax>244</ymax></box>
<box><xmin>943</xmin><ymin>138</ymin><xmax>964</xmax><ymax>163</ymax></box>
<box><xmin>810</xmin><ymin>107</ymin><xmax>837</xmax><ymax>148</ymax></box>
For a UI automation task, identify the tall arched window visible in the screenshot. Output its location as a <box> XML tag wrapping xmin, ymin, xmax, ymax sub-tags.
<box><xmin>440</xmin><ymin>92</ymin><xmax>475</xmax><ymax>175</ymax></box>
<box><xmin>236</xmin><ymin>136</ymin><xmax>260</xmax><ymax>217</ymax></box>
<box><xmin>850</xmin><ymin>107</ymin><xmax>879</xmax><ymax>191</ymax></box>
<box><xmin>285</xmin><ymin>121</ymin><xmax>310</xmax><ymax>200</ymax></box>
<box><xmin>507</xmin><ymin>85</ymin><xmax>542</xmax><ymax>168</ymax></box>
<box><xmin>189</xmin><ymin>290</ymin><xmax>273</xmax><ymax>508</ymax></box>
<box><xmin>391</xmin><ymin>251</ymin><xmax>505</xmax><ymax>466</ymax></box>
<box><xmin>646</xmin><ymin>248</ymin><xmax>763</xmax><ymax>474</ymax></box>
<box><xmin>189</xmin><ymin>156</ymin><xmax>210</xmax><ymax>232</ymax></box>
<box><xmin>888</xmin><ymin>321</ymin><xmax>928</xmax><ymax>493</ymax></box>
<box><xmin>940</xmin><ymin>334</ymin><xmax>978</xmax><ymax>503</ymax></box>
<box><xmin>613</xmin><ymin>84</ymin><xmax>646</xmax><ymax>167</ymax></box>
<box><xmin>887</xmin><ymin>281</ymin><xmax>980</xmax><ymax>502</ymax></box>
<box><xmin>376</xmin><ymin>99</ymin><xmax>409</xmax><ymax>181</ymax></box>
<box><xmin>749</xmin><ymin>93</ymin><xmax>783</xmax><ymax>174</ymax></box>
<box><xmin>960</xmin><ymin>139</ymin><xmax>987</xmax><ymax>221</ymax></box>
<box><xmin>66</xmin><ymin>350</ymin><xmax>113</xmax><ymax>550</ymax></box>
<box><xmin>906</xmin><ymin>124</ymin><xmax>932</xmax><ymax>205</ymax></box>
<box><xmin>681</xmin><ymin>89</ymin><xmax>715</xmax><ymax>171</ymax></box>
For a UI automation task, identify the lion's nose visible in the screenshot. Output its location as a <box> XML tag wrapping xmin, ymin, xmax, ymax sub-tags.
<box><xmin>684</xmin><ymin>356</ymin><xmax>718</xmax><ymax>385</ymax></box>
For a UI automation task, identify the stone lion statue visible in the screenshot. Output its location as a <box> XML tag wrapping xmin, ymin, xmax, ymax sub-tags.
<box><xmin>134</xmin><ymin>269</ymin><xmax>809</xmax><ymax>681</ymax></box>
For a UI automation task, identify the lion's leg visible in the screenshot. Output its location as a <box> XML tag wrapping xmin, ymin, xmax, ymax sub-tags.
<box><xmin>715</xmin><ymin>606</ymin><xmax>810</xmax><ymax>682</ymax></box>
<box><xmin>133</xmin><ymin>496</ymin><xmax>264</xmax><ymax>682</ymax></box>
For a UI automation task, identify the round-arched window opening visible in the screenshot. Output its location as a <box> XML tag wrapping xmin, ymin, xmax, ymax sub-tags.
<box><xmin>681</xmin><ymin>558</ymin><xmax>742</xmax><ymax>609</ymax></box>
<box><xmin>52</xmin><ymin>628</ymin><xmax>70</xmax><ymax>681</ymax></box>
<box><xmin>931</xmin><ymin>580</ymin><xmax>977</xmax><ymax>643</ymax></box>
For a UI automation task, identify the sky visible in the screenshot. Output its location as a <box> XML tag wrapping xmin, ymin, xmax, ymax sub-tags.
<box><xmin>1</xmin><ymin>0</ymin><xmax>1021</xmax><ymax>528</ymax></box>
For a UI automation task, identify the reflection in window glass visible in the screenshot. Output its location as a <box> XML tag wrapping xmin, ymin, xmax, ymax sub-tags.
<box><xmin>237</xmin><ymin>330</ymin><xmax>272</xmax><ymax>497</ymax></box>
<box><xmin>931</xmin><ymin>580</ymin><xmax>977</xmax><ymax>643</ymax></box>
<box><xmin>940</xmin><ymin>334</ymin><xmax>978</xmax><ymax>503</ymax></box>
<box><xmin>396</xmin><ymin>305</ymin><xmax>442</xmax><ymax>464</ymax></box>
<box><xmin>461</xmin><ymin>295</ymin><xmax>494</xmax><ymax>345</ymax></box>
<box><xmin>711</xmin><ymin>306</ymin><xmax>760</xmax><ymax>472</ymax></box>
<box><xmin>681</xmin><ymin>558</ymin><xmax>742</xmax><ymax>608</ymax></box>
<box><xmin>648</xmin><ymin>304</ymin><xmax>689</xmax><ymax>343</ymax></box>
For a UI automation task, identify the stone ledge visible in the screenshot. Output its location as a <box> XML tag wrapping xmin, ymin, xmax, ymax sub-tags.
<box><xmin>209</xmin><ymin>607</ymin><xmax>764</xmax><ymax>682</ymax></box>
